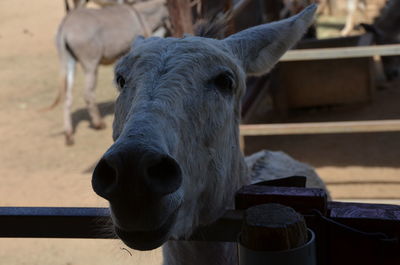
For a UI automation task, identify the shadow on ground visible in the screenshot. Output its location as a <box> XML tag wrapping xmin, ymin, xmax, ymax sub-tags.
<box><xmin>71</xmin><ymin>101</ymin><xmax>115</xmax><ymax>132</ymax></box>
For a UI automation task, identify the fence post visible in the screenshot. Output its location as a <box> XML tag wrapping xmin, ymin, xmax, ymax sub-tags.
<box><xmin>238</xmin><ymin>203</ymin><xmax>316</xmax><ymax>265</ymax></box>
<box><xmin>166</xmin><ymin>0</ymin><xmax>194</xmax><ymax>37</ymax></box>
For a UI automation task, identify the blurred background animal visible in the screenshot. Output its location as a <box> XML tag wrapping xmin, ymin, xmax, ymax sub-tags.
<box><xmin>51</xmin><ymin>0</ymin><xmax>167</xmax><ymax>145</ymax></box>
<box><xmin>340</xmin><ymin>0</ymin><xmax>368</xmax><ymax>36</ymax></box>
<box><xmin>362</xmin><ymin>0</ymin><xmax>400</xmax><ymax>80</ymax></box>
<box><xmin>64</xmin><ymin>0</ymin><xmax>139</xmax><ymax>11</ymax></box>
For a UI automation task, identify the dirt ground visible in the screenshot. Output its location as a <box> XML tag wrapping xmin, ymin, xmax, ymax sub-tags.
<box><xmin>0</xmin><ymin>1</ymin><xmax>399</xmax><ymax>264</ymax></box>
<box><xmin>0</xmin><ymin>1</ymin><xmax>161</xmax><ymax>264</ymax></box>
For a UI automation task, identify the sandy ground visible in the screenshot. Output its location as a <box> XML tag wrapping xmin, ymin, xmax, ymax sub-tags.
<box><xmin>0</xmin><ymin>0</ymin><xmax>399</xmax><ymax>264</ymax></box>
<box><xmin>0</xmin><ymin>1</ymin><xmax>161</xmax><ymax>264</ymax></box>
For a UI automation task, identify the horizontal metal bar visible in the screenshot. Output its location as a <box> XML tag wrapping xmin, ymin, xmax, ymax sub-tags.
<box><xmin>0</xmin><ymin>207</ymin><xmax>241</xmax><ymax>242</ymax></box>
<box><xmin>1</xmin><ymin>202</ymin><xmax>399</xmax><ymax>241</ymax></box>
<box><xmin>0</xmin><ymin>207</ymin><xmax>110</xmax><ymax>217</ymax></box>
<box><xmin>281</xmin><ymin>44</ymin><xmax>400</xmax><ymax>61</ymax></box>
<box><xmin>0</xmin><ymin>207</ymin><xmax>114</xmax><ymax>239</ymax></box>
<box><xmin>240</xmin><ymin>119</ymin><xmax>400</xmax><ymax>136</ymax></box>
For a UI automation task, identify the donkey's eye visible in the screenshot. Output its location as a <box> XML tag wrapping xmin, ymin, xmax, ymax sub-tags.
<box><xmin>116</xmin><ymin>75</ymin><xmax>126</xmax><ymax>89</ymax></box>
<box><xmin>212</xmin><ymin>72</ymin><xmax>234</xmax><ymax>93</ymax></box>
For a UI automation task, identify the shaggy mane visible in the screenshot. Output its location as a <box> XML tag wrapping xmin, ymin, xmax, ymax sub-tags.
<box><xmin>194</xmin><ymin>11</ymin><xmax>230</xmax><ymax>39</ymax></box>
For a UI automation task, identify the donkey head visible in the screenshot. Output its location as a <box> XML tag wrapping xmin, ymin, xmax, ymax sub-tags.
<box><xmin>92</xmin><ymin>5</ymin><xmax>316</xmax><ymax>251</ymax></box>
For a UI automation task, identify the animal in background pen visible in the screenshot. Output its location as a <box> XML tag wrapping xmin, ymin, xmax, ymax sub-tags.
<box><xmin>50</xmin><ymin>0</ymin><xmax>166</xmax><ymax>145</ymax></box>
<box><xmin>362</xmin><ymin>0</ymin><xmax>400</xmax><ymax>80</ymax></box>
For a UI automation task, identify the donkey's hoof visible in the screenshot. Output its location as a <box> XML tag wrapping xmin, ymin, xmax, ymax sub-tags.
<box><xmin>65</xmin><ymin>134</ymin><xmax>75</xmax><ymax>146</ymax></box>
<box><xmin>93</xmin><ymin>121</ymin><xmax>107</xmax><ymax>130</ymax></box>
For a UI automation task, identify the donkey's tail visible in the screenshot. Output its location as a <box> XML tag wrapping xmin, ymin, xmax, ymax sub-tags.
<box><xmin>39</xmin><ymin>79</ymin><xmax>64</xmax><ymax>112</ymax></box>
<box><xmin>39</xmin><ymin>26</ymin><xmax>76</xmax><ymax>112</ymax></box>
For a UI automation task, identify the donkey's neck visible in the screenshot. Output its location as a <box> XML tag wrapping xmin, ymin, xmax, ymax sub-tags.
<box><xmin>163</xmin><ymin>150</ymin><xmax>248</xmax><ymax>265</ymax></box>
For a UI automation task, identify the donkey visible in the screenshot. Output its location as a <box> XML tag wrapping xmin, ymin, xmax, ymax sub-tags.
<box><xmin>53</xmin><ymin>0</ymin><xmax>167</xmax><ymax>145</ymax></box>
<box><xmin>65</xmin><ymin>0</ymin><xmax>87</xmax><ymax>11</ymax></box>
<box><xmin>65</xmin><ymin>0</ymin><xmax>137</xmax><ymax>12</ymax></box>
<box><xmin>340</xmin><ymin>0</ymin><xmax>369</xmax><ymax>36</ymax></box>
<box><xmin>363</xmin><ymin>0</ymin><xmax>400</xmax><ymax>80</ymax></box>
<box><xmin>92</xmin><ymin>5</ymin><xmax>325</xmax><ymax>265</ymax></box>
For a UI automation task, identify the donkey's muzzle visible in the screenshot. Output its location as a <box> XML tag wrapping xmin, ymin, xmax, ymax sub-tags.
<box><xmin>92</xmin><ymin>143</ymin><xmax>182</xmax><ymax>201</ymax></box>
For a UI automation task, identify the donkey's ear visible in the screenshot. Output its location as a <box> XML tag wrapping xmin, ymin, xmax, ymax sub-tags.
<box><xmin>223</xmin><ymin>4</ymin><xmax>317</xmax><ymax>76</ymax></box>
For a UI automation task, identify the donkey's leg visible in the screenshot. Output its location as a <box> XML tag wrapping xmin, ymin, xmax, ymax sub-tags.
<box><xmin>358</xmin><ymin>0</ymin><xmax>368</xmax><ymax>21</ymax></box>
<box><xmin>341</xmin><ymin>0</ymin><xmax>358</xmax><ymax>36</ymax></box>
<box><xmin>64</xmin><ymin>57</ymin><xmax>76</xmax><ymax>145</ymax></box>
<box><xmin>83</xmin><ymin>67</ymin><xmax>106</xmax><ymax>130</ymax></box>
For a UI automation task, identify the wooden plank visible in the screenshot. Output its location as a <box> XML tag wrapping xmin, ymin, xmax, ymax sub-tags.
<box><xmin>339</xmin><ymin>199</ymin><xmax>400</xmax><ymax>205</ymax></box>
<box><xmin>240</xmin><ymin>119</ymin><xmax>400</xmax><ymax>136</ymax></box>
<box><xmin>235</xmin><ymin>185</ymin><xmax>328</xmax><ymax>215</ymax></box>
<box><xmin>277</xmin><ymin>57</ymin><xmax>373</xmax><ymax>108</ymax></box>
<box><xmin>166</xmin><ymin>0</ymin><xmax>193</xmax><ymax>37</ymax></box>
<box><xmin>281</xmin><ymin>44</ymin><xmax>400</xmax><ymax>61</ymax></box>
<box><xmin>329</xmin><ymin>201</ymin><xmax>400</xmax><ymax>220</ymax></box>
<box><xmin>326</xmin><ymin>202</ymin><xmax>400</xmax><ymax>265</ymax></box>
<box><xmin>240</xmin><ymin>204</ymin><xmax>308</xmax><ymax>251</ymax></box>
<box><xmin>272</xmin><ymin>35</ymin><xmax>374</xmax><ymax>110</ymax></box>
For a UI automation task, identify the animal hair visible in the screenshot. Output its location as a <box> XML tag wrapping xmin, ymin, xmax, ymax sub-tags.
<box><xmin>193</xmin><ymin>10</ymin><xmax>230</xmax><ymax>39</ymax></box>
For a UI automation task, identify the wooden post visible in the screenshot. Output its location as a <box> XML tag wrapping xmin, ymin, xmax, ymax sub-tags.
<box><xmin>166</xmin><ymin>0</ymin><xmax>194</xmax><ymax>37</ymax></box>
<box><xmin>240</xmin><ymin>203</ymin><xmax>308</xmax><ymax>251</ymax></box>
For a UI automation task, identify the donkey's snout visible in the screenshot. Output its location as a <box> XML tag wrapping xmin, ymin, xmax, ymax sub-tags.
<box><xmin>144</xmin><ymin>155</ymin><xmax>182</xmax><ymax>195</ymax></box>
<box><xmin>92</xmin><ymin>158</ymin><xmax>119</xmax><ymax>200</ymax></box>
<box><xmin>92</xmin><ymin>147</ymin><xmax>182</xmax><ymax>201</ymax></box>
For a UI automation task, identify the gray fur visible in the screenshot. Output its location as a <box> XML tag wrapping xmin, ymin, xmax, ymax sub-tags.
<box><xmin>95</xmin><ymin>5</ymin><xmax>324</xmax><ymax>265</ymax></box>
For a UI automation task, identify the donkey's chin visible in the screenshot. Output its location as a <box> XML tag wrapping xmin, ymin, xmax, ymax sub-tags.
<box><xmin>114</xmin><ymin>207</ymin><xmax>180</xmax><ymax>251</ymax></box>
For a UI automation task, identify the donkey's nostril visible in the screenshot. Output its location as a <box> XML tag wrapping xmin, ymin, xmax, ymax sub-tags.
<box><xmin>92</xmin><ymin>158</ymin><xmax>118</xmax><ymax>199</ymax></box>
<box><xmin>145</xmin><ymin>156</ymin><xmax>182</xmax><ymax>195</ymax></box>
